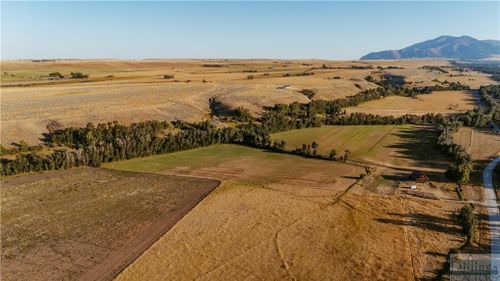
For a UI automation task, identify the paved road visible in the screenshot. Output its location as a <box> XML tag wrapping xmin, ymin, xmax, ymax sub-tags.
<box><xmin>483</xmin><ymin>156</ymin><xmax>500</xmax><ymax>277</ymax></box>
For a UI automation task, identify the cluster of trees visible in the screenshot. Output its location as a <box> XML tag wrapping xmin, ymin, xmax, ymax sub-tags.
<box><xmin>232</xmin><ymin>107</ymin><xmax>253</xmax><ymax>122</ymax></box>
<box><xmin>451</xmin><ymin>84</ymin><xmax>499</xmax><ymax>128</ymax></box>
<box><xmin>202</xmin><ymin>64</ymin><xmax>226</xmax><ymax>68</ymax></box>
<box><xmin>282</xmin><ymin>72</ymin><xmax>314</xmax><ymax>77</ymax></box>
<box><xmin>49</xmin><ymin>72</ymin><xmax>64</xmax><ymax>79</ymax></box>
<box><xmin>163</xmin><ymin>74</ymin><xmax>174</xmax><ymax>79</ymax></box>
<box><xmin>1</xmin><ymin>121</ymin><xmax>242</xmax><ymax>176</ymax></box>
<box><xmin>479</xmin><ymin>84</ymin><xmax>500</xmax><ymax>121</ymax></box>
<box><xmin>325</xmin><ymin>112</ymin><xmax>444</xmax><ymax>126</ymax></box>
<box><xmin>420</xmin><ymin>65</ymin><xmax>449</xmax><ymax>73</ymax></box>
<box><xmin>435</xmin><ymin>121</ymin><xmax>472</xmax><ymax>185</ymax></box>
<box><xmin>70</xmin><ymin>72</ymin><xmax>89</xmax><ymax>79</ymax></box>
<box><xmin>268</xmin><ymin>140</ymin><xmax>343</xmax><ymax>162</ymax></box>
<box><xmin>366</xmin><ymin>75</ymin><xmax>470</xmax><ymax>97</ymax></box>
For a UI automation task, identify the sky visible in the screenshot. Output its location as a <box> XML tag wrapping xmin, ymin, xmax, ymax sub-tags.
<box><xmin>1</xmin><ymin>1</ymin><xmax>499</xmax><ymax>60</ymax></box>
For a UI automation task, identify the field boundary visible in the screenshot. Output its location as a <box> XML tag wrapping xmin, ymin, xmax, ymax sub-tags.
<box><xmin>80</xmin><ymin>173</ymin><xmax>220</xmax><ymax>281</ymax></box>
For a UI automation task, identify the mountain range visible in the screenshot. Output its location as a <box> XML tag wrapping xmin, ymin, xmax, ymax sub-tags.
<box><xmin>361</xmin><ymin>35</ymin><xmax>500</xmax><ymax>60</ymax></box>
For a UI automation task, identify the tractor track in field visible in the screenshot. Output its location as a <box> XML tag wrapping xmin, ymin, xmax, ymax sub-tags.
<box><xmin>80</xmin><ymin>174</ymin><xmax>220</xmax><ymax>281</ymax></box>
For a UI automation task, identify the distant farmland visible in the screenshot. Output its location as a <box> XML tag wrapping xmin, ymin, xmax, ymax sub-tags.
<box><xmin>345</xmin><ymin>90</ymin><xmax>476</xmax><ymax>117</ymax></box>
<box><xmin>1</xmin><ymin>59</ymin><xmax>491</xmax><ymax>147</ymax></box>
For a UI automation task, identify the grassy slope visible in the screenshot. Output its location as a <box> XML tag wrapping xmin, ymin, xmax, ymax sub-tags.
<box><xmin>103</xmin><ymin>144</ymin><xmax>270</xmax><ymax>172</ymax></box>
<box><xmin>271</xmin><ymin>125</ymin><xmax>448</xmax><ymax>171</ymax></box>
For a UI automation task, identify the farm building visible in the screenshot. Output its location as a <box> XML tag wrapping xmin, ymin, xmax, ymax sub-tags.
<box><xmin>409</xmin><ymin>171</ymin><xmax>429</xmax><ymax>183</ymax></box>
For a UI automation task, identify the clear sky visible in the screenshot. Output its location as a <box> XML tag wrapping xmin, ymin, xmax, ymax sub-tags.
<box><xmin>1</xmin><ymin>1</ymin><xmax>499</xmax><ymax>60</ymax></box>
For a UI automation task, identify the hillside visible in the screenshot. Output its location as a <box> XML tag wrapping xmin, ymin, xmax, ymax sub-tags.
<box><xmin>361</xmin><ymin>35</ymin><xmax>500</xmax><ymax>60</ymax></box>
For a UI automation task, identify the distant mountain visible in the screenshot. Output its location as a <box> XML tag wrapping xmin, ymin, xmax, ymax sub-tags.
<box><xmin>361</xmin><ymin>35</ymin><xmax>500</xmax><ymax>60</ymax></box>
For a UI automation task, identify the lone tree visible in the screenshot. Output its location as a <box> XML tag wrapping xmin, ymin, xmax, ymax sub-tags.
<box><xmin>459</xmin><ymin>204</ymin><xmax>477</xmax><ymax>244</ymax></box>
<box><xmin>311</xmin><ymin>141</ymin><xmax>319</xmax><ymax>150</ymax></box>
<box><xmin>329</xmin><ymin>149</ymin><xmax>337</xmax><ymax>160</ymax></box>
<box><xmin>344</xmin><ymin>149</ymin><xmax>351</xmax><ymax>162</ymax></box>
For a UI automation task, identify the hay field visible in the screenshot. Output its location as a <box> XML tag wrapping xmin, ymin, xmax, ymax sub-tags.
<box><xmin>1</xmin><ymin>59</ymin><xmax>492</xmax><ymax>147</ymax></box>
<box><xmin>345</xmin><ymin>90</ymin><xmax>477</xmax><ymax>117</ymax></box>
<box><xmin>453</xmin><ymin>127</ymin><xmax>500</xmax><ymax>160</ymax></box>
<box><xmin>104</xmin><ymin>144</ymin><xmax>363</xmax><ymax>188</ymax></box>
<box><xmin>0</xmin><ymin>167</ymin><xmax>218</xmax><ymax>281</ymax></box>
<box><xmin>109</xmin><ymin>144</ymin><xmax>464</xmax><ymax>281</ymax></box>
<box><xmin>272</xmin><ymin>125</ymin><xmax>448</xmax><ymax>173</ymax></box>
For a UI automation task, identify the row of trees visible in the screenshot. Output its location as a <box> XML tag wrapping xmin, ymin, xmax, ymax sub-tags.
<box><xmin>435</xmin><ymin>121</ymin><xmax>473</xmax><ymax>185</ymax></box>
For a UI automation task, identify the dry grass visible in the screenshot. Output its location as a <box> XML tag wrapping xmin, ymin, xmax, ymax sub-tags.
<box><xmin>0</xmin><ymin>167</ymin><xmax>217</xmax><ymax>281</ymax></box>
<box><xmin>453</xmin><ymin>127</ymin><xmax>500</xmax><ymax>160</ymax></box>
<box><xmin>1</xmin><ymin>59</ymin><xmax>492</xmax><ymax>146</ymax></box>
<box><xmin>272</xmin><ymin>125</ymin><xmax>449</xmax><ymax>173</ymax></box>
<box><xmin>104</xmin><ymin>144</ymin><xmax>464</xmax><ymax>281</ymax></box>
<box><xmin>345</xmin><ymin>90</ymin><xmax>477</xmax><ymax>117</ymax></box>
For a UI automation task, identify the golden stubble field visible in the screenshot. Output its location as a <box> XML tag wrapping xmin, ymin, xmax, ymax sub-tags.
<box><xmin>106</xmin><ymin>144</ymin><xmax>467</xmax><ymax>281</ymax></box>
<box><xmin>0</xmin><ymin>59</ymin><xmax>493</xmax><ymax>146</ymax></box>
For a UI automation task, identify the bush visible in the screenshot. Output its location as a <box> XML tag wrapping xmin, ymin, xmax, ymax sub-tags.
<box><xmin>163</xmin><ymin>74</ymin><xmax>174</xmax><ymax>79</ymax></box>
<box><xmin>246</xmin><ymin>75</ymin><xmax>254</xmax><ymax>80</ymax></box>
<box><xmin>49</xmin><ymin>72</ymin><xmax>64</xmax><ymax>79</ymax></box>
<box><xmin>70</xmin><ymin>72</ymin><xmax>89</xmax><ymax>79</ymax></box>
<box><xmin>232</xmin><ymin>107</ymin><xmax>253</xmax><ymax>122</ymax></box>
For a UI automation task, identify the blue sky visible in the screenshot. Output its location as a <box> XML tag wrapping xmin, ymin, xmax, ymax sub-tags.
<box><xmin>1</xmin><ymin>1</ymin><xmax>499</xmax><ymax>60</ymax></box>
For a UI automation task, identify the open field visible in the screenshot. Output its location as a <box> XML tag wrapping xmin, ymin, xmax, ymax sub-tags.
<box><xmin>1</xmin><ymin>59</ymin><xmax>493</xmax><ymax>146</ymax></box>
<box><xmin>105</xmin><ymin>144</ymin><xmax>466</xmax><ymax>281</ymax></box>
<box><xmin>453</xmin><ymin>127</ymin><xmax>500</xmax><ymax>160</ymax></box>
<box><xmin>0</xmin><ymin>167</ymin><xmax>218</xmax><ymax>281</ymax></box>
<box><xmin>271</xmin><ymin>125</ymin><xmax>449</xmax><ymax>173</ymax></box>
<box><xmin>104</xmin><ymin>144</ymin><xmax>364</xmax><ymax>188</ymax></box>
<box><xmin>345</xmin><ymin>90</ymin><xmax>477</xmax><ymax>116</ymax></box>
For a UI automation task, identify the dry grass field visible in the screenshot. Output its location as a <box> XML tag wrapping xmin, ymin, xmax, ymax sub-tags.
<box><xmin>106</xmin><ymin>144</ymin><xmax>466</xmax><ymax>281</ymax></box>
<box><xmin>453</xmin><ymin>127</ymin><xmax>500</xmax><ymax>160</ymax></box>
<box><xmin>345</xmin><ymin>90</ymin><xmax>477</xmax><ymax>117</ymax></box>
<box><xmin>272</xmin><ymin>125</ymin><xmax>449</xmax><ymax>173</ymax></box>
<box><xmin>1</xmin><ymin>59</ymin><xmax>492</xmax><ymax>146</ymax></box>
<box><xmin>0</xmin><ymin>167</ymin><xmax>218</xmax><ymax>281</ymax></box>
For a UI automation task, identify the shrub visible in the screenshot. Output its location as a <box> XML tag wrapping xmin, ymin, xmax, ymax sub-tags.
<box><xmin>49</xmin><ymin>72</ymin><xmax>64</xmax><ymax>79</ymax></box>
<box><xmin>70</xmin><ymin>72</ymin><xmax>89</xmax><ymax>79</ymax></box>
<box><xmin>163</xmin><ymin>74</ymin><xmax>174</xmax><ymax>79</ymax></box>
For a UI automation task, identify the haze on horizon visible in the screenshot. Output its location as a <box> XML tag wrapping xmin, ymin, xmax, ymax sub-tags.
<box><xmin>1</xmin><ymin>1</ymin><xmax>499</xmax><ymax>60</ymax></box>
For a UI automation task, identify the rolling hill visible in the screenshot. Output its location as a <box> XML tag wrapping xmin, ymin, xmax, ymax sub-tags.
<box><xmin>361</xmin><ymin>35</ymin><xmax>500</xmax><ymax>60</ymax></box>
